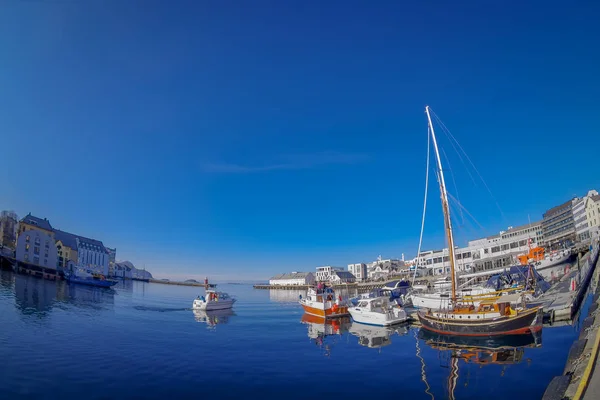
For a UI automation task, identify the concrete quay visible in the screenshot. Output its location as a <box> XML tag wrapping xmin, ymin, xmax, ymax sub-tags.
<box><xmin>542</xmin><ymin>242</ymin><xmax>600</xmax><ymax>400</ymax></box>
<box><xmin>540</xmin><ymin>248</ymin><xmax>598</xmax><ymax>323</ymax></box>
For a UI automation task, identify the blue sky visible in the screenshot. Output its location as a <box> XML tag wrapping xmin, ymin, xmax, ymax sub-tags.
<box><xmin>1</xmin><ymin>1</ymin><xmax>599</xmax><ymax>281</ymax></box>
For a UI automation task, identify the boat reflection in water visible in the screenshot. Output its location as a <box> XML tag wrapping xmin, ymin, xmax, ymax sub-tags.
<box><xmin>417</xmin><ymin>329</ymin><xmax>542</xmax><ymax>399</ymax></box>
<box><xmin>300</xmin><ymin>313</ymin><xmax>351</xmax><ymax>357</ymax></box>
<box><xmin>349</xmin><ymin>322</ymin><xmax>408</xmax><ymax>351</ymax></box>
<box><xmin>192</xmin><ymin>308</ymin><xmax>235</xmax><ymax>328</ymax></box>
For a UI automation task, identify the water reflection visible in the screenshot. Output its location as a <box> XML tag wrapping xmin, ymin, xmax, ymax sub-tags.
<box><xmin>300</xmin><ymin>314</ymin><xmax>351</xmax><ymax>357</ymax></box>
<box><xmin>192</xmin><ymin>309</ymin><xmax>235</xmax><ymax>328</ymax></box>
<box><xmin>269</xmin><ymin>289</ymin><xmax>305</xmax><ymax>303</ymax></box>
<box><xmin>349</xmin><ymin>322</ymin><xmax>409</xmax><ymax>350</ymax></box>
<box><xmin>56</xmin><ymin>282</ymin><xmax>116</xmax><ymax>310</ymax></box>
<box><xmin>418</xmin><ymin>329</ymin><xmax>542</xmax><ymax>399</ymax></box>
<box><xmin>14</xmin><ymin>273</ymin><xmax>57</xmax><ymax>315</ymax></box>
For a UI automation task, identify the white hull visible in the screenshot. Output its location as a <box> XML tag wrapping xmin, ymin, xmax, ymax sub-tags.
<box><xmin>193</xmin><ymin>299</ymin><xmax>235</xmax><ymax>311</ymax></box>
<box><xmin>349</xmin><ymin>307</ymin><xmax>407</xmax><ymax>326</ymax></box>
<box><xmin>532</xmin><ymin>251</ymin><xmax>572</xmax><ymax>271</ymax></box>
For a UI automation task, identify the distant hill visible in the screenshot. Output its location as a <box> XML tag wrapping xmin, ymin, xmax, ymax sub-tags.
<box><xmin>117</xmin><ymin>261</ymin><xmax>153</xmax><ymax>279</ymax></box>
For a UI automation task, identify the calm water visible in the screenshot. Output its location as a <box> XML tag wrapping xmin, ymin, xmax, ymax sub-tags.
<box><xmin>0</xmin><ymin>270</ymin><xmax>591</xmax><ymax>400</ymax></box>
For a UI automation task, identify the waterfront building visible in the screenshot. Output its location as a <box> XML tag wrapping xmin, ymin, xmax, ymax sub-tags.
<box><xmin>587</xmin><ymin>193</ymin><xmax>600</xmax><ymax>239</ymax></box>
<box><xmin>348</xmin><ymin>263</ymin><xmax>367</xmax><ymax>282</ymax></box>
<box><xmin>114</xmin><ymin>262</ymin><xmax>133</xmax><ymax>279</ymax></box>
<box><xmin>106</xmin><ymin>247</ymin><xmax>117</xmax><ymax>276</ymax></box>
<box><xmin>15</xmin><ymin>229</ymin><xmax>58</xmax><ymax>269</ymax></box>
<box><xmin>414</xmin><ymin>221</ymin><xmax>543</xmax><ymax>275</ymax></box>
<box><xmin>269</xmin><ymin>272</ymin><xmax>315</xmax><ymax>286</ymax></box>
<box><xmin>315</xmin><ymin>266</ymin><xmax>345</xmax><ymax>282</ymax></box>
<box><xmin>54</xmin><ymin>230</ymin><xmax>79</xmax><ymax>270</ymax></box>
<box><xmin>76</xmin><ymin>237</ymin><xmax>109</xmax><ymax>276</ymax></box>
<box><xmin>0</xmin><ymin>210</ymin><xmax>18</xmax><ymax>249</ymax></box>
<box><xmin>366</xmin><ymin>256</ymin><xmax>404</xmax><ymax>280</ymax></box>
<box><xmin>17</xmin><ymin>213</ymin><xmax>55</xmax><ymax>239</ymax></box>
<box><xmin>542</xmin><ymin>198</ymin><xmax>578</xmax><ymax>248</ymax></box>
<box><xmin>329</xmin><ymin>271</ymin><xmax>356</xmax><ymax>284</ymax></box>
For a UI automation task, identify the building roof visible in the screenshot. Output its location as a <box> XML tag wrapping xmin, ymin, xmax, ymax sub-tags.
<box><xmin>54</xmin><ymin>229</ymin><xmax>78</xmax><ymax>250</ymax></box>
<box><xmin>591</xmin><ymin>195</ymin><xmax>600</xmax><ymax>203</ymax></box>
<box><xmin>270</xmin><ymin>272</ymin><xmax>313</xmax><ymax>280</ymax></box>
<box><xmin>20</xmin><ymin>213</ymin><xmax>53</xmax><ymax>231</ymax></box>
<box><xmin>543</xmin><ymin>199</ymin><xmax>576</xmax><ymax>218</ymax></box>
<box><xmin>503</xmin><ymin>221</ymin><xmax>542</xmax><ymax>234</ymax></box>
<box><xmin>77</xmin><ymin>236</ymin><xmax>108</xmax><ymax>253</ymax></box>
<box><xmin>334</xmin><ymin>271</ymin><xmax>355</xmax><ymax>279</ymax></box>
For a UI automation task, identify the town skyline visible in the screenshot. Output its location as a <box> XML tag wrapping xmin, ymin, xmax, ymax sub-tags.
<box><xmin>2</xmin><ymin>1</ymin><xmax>599</xmax><ymax>281</ymax></box>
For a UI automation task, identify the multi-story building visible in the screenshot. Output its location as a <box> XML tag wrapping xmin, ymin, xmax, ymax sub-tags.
<box><xmin>587</xmin><ymin>193</ymin><xmax>600</xmax><ymax>239</ymax></box>
<box><xmin>54</xmin><ymin>230</ymin><xmax>79</xmax><ymax>270</ymax></box>
<box><xmin>76</xmin><ymin>237</ymin><xmax>109</xmax><ymax>276</ymax></box>
<box><xmin>106</xmin><ymin>247</ymin><xmax>117</xmax><ymax>276</ymax></box>
<box><xmin>348</xmin><ymin>263</ymin><xmax>367</xmax><ymax>282</ymax></box>
<box><xmin>0</xmin><ymin>210</ymin><xmax>18</xmax><ymax>249</ymax></box>
<box><xmin>269</xmin><ymin>272</ymin><xmax>315</xmax><ymax>286</ymax></box>
<box><xmin>329</xmin><ymin>271</ymin><xmax>356</xmax><ymax>284</ymax></box>
<box><xmin>15</xmin><ymin>229</ymin><xmax>58</xmax><ymax>269</ymax></box>
<box><xmin>415</xmin><ymin>221</ymin><xmax>543</xmax><ymax>275</ymax></box>
<box><xmin>542</xmin><ymin>198</ymin><xmax>578</xmax><ymax>248</ymax></box>
<box><xmin>114</xmin><ymin>261</ymin><xmax>133</xmax><ymax>279</ymax></box>
<box><xmin>315</xmin><ymin>266</ymin><xmax>345</xmax><ymax>282</ymax></box>
<box><xmin>17</xmin><ymin>213</ymin><xmax>55</xmax><ymax>240</ymax></box>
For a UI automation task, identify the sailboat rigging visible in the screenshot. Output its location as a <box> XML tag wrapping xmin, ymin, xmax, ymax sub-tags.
<box><xmin>416</xmin><ymin>106</ymin><xmax>544</xmax><ymax>337</ymax></box>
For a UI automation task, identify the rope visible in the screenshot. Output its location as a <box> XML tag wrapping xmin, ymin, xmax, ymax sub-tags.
<box><xmin>412</xmin><ymin>121</ymin><xmax>431</xmax><ymax>286</ymax></box>
<box><xmin>430</xmin><ymin>108</ymin><xmax>507</xmax><ymax>225</ymax></box>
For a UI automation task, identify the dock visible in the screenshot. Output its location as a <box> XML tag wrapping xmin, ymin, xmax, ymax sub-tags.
<box><xmin>148</xmin><ymin>279</ymin><xmax>209</xmax><ymax>287</ymax></box>
<box><xmin>542</xmin><ymin>239</ymin><xmax>600</xmax><ymax>400</ymax></box>
<box><xmin>253</xmin><ymin>280</ymin><xmax>413</xmax><ymax>293</ymax></box>
<box><xmin>540</xmin><ymin>245</ymin><xmax>599</xmax><ymax>323</ymax></box>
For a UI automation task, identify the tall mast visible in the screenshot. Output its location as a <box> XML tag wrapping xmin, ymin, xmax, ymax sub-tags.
<box><xmin>425</xmin><ymin>106</ymin><xmax>457</xmax><ymax>302</ymax></box>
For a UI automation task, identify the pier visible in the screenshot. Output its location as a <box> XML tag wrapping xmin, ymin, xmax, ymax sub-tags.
<box><xmin>542</xmin><ymin>240</ymin><xmax>600</xmax><ymax>400</ymax></box>
<box><xmin>540</xmin><ymin>247</ymin><xmax>599</xmax><ymax>323</ymax></box>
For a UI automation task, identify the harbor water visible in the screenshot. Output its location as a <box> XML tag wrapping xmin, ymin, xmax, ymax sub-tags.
<box><xmin>0</xmin><ymin>269</ymin><xmax>592</xmax><ymax>399</ymax></box>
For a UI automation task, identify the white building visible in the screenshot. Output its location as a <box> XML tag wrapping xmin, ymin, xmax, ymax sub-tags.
<box><xmin>329</xmin><ymin>271</ymin><xmax>356</xmax><ymax>284</ymax></box>
<box><xmin>77</xmin><ymin>237</ymin><xmax>109</xmax><ymax>276</ymax></box>
<box><xmin>574</xmin><ymin>190</ymin><xmax>599</xmax><ymax>242</ymax></box>
<box><xmin>587</xmin><ymin>193</ymin><xmax>600</xmax><ymax>240</ymax></box>
<box><xmin>315</xmin><ymin>266</ymin><xmax>345</xmax><ymax>282</ymax></box>
<box><xmin>348</xmin><ymin>263</ymin><xmax>367</xmax><ymax>282</ymax></box>
<box><xmin>269</xmin><ymin>272</ymin><xmax>315</xmax><ymax>286</ymax></box>
<box><xmin>114</xmin><ymin>262</ymin><xmax>133</xmax><ymax>279</ymax></box>
<box><xmin>15</xmin><ymin>229</ymin><xmax>58</xmax><ymax>269</ymax></box>
<box><xmin>415</xmin><ymin>221</ymin><xmax>544</xmax><ymax>276</ymax></box>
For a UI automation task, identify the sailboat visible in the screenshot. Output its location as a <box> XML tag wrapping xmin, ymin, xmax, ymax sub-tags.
<box><xmin>416</xmin><ymin>106</ymin><xmax>544</xmax><ymax>336</ymax></box>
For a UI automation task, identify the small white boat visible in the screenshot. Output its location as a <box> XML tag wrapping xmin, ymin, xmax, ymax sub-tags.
<box><xmin>348</xmin><ymin>296</ymin><xmax>407</xmax><ymax>326</ymax></box>
<box><xmin>192</xmin><ymin>286</ymin><xmax>236</xmax><ymax>311</ymax></box>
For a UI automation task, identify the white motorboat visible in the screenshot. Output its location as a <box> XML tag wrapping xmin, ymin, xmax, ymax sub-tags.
<box><xmin>348</xmin><ymin>296</ymin><xmax>407</xmax><ymax>326</ymax></box>
<box><xmin>192</xmin><ymin>285</ymin><xmax>236</xmax><ymax>311</ymax></box>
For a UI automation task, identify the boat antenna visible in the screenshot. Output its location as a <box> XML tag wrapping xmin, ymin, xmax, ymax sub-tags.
<box><xmin>426</xmin><ymin>106</ymin><xmax>457</xmax><ymax>303</ymax></box>
<box><xmin>412</xmin><ymin>116</ymin><xmax>431</xmax><ymax>286</ymax></box>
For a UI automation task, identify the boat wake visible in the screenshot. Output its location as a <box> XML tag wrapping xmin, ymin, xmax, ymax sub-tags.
<box><xmin>133</xmin><ymin>306</ymin><xmax>189</xmax><ymax>312</ymax></box>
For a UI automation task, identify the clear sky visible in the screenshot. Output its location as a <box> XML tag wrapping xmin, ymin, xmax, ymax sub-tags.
<box><xmin>1</xmin><ymin>1</ymin><xmax>599</xmax><ymax>281</ymax></box>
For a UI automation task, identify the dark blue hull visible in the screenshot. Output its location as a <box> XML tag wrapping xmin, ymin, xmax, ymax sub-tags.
<box><xmin>66</xmin><ymin>276</ymin><xmax>118</xmax><ymax>288</ymax></box>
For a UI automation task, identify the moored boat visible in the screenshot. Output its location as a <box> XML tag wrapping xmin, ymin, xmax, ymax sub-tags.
<box><xmin>415</xmin><ymin>106</ymin><xmax>544</xmax><ymax>337</ymax></box>
<box><xmin>65</xmin><ymin>268</ymin><xmax>118</xmax><ymax>288</ymax></box>
<box><xmin>349</xmin><ymin>296</ymin><xmax>407</xmax><ymax>326</ymax></box>
<box><xmin>299</xmin><ymin>285</ymin><xmax>349</xmax><ymax>318</ymax></box>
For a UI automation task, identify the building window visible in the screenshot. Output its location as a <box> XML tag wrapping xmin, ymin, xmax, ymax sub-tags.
<box><xmin>24</xmin><ymin>253</ymin><xmax>29</xmax><ymax>261</ymax></box>
<box><xmin>44</xmin><ymin>252</ymin><xmax>48</xmax><ymax>259</ymax></box>
<box><xmin>34</xmin><ymin>246</ymin><xmax>40</xmax><ymax>255</ymax></box>
<box><xmin>25</xmin><ymin>244</ymin><xmax>30</xmax><ymax>251</ymax></box>
<box><xmin>33</xmin><ymin>256</ymin><xmax>39</xmax><ymax>265</ymax></box>
<box><xmin>44</xmin><ymin>259</ymin><xmax>47</xmax><ymax>265</ymax></box>
<box><xmin>26</xmin><ymin>235</ymin><xmax>30</xmax><ymax>243</ymax></box>
<box><xmin>35</xmin><ymin>237</ymin><xmax>40</xmax><ymax>245</ymax></box>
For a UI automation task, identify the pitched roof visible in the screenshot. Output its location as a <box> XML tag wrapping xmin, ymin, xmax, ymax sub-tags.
<box><xmin>270</xmin><ymin>272</ymin><xmax>312</xmax><ymax>280</ymax></box>
<box><xmin>334</xmin><ymin>271</ymin><xmax>355</xmax><ymax>279</ymax></box>
<box><xmin>77</xmin><ymin>236</ymin><xmax>108</xmax><ymax>253</ymax></box>
<box><xmin>54</xmin><ymin>229</ymin><xmax>78</xmax><ymax>249</ymax></box>
<box><xmin>20</xmin><ymin>213</ymin><xmax>53</xmax><ymax>231</ymax></box>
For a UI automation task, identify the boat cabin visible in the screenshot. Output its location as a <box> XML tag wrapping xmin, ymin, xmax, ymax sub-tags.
<box><xmin>355</xmin><ymin>297</ymin><xmax>391</xmax><ymax>312</ymax></box>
